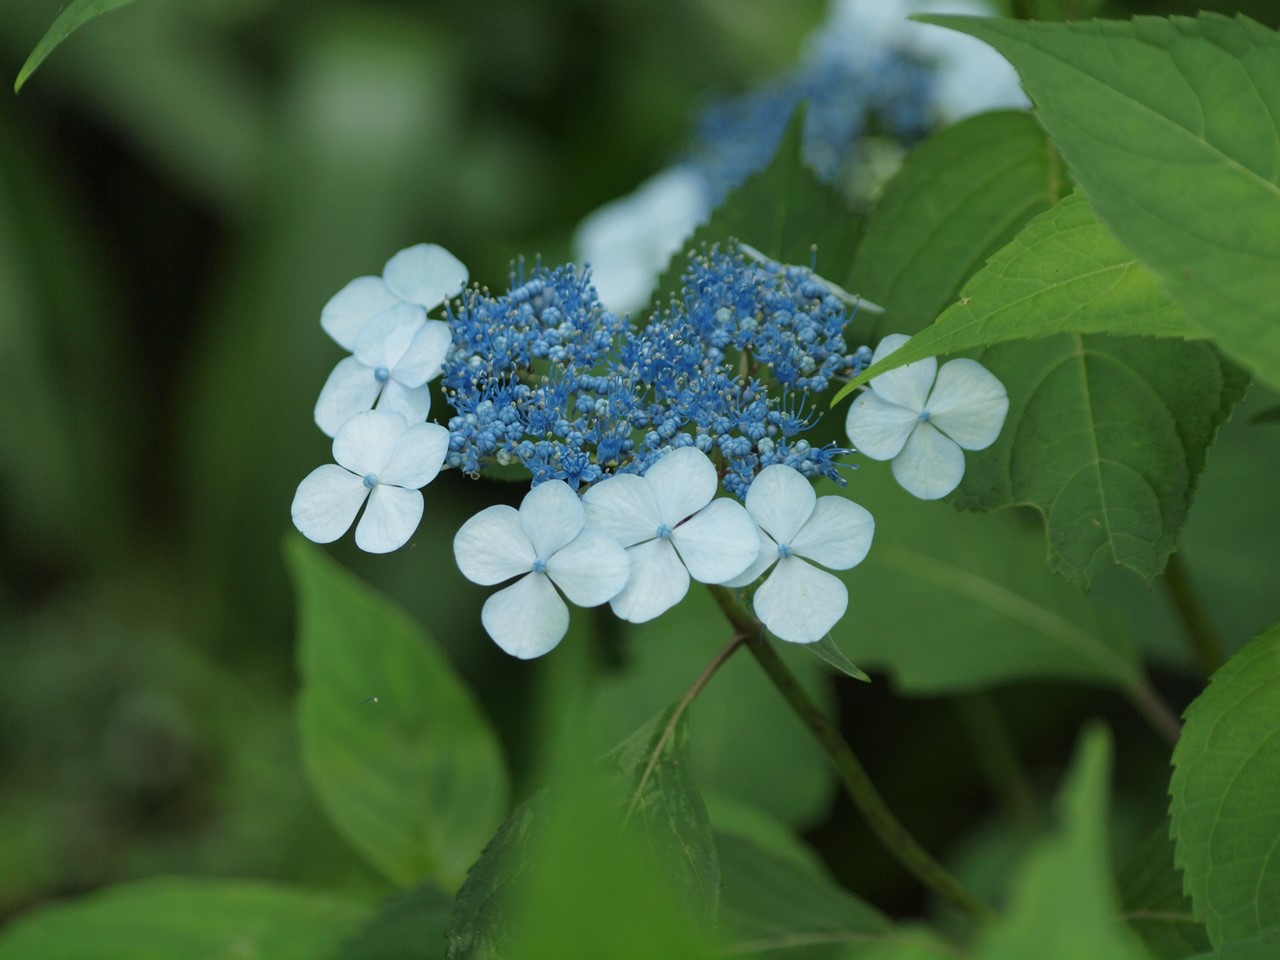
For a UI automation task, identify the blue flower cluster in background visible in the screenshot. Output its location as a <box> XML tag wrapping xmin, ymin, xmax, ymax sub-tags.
<box><xmin>441</xmin><ymin>246</ymin><xmax>872</xmax><ymax>496</ymax></box>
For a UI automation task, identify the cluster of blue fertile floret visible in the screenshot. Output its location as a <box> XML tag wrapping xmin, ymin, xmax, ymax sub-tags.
<box><xmin>440</xmin><ymin>246</ymin><xmax>872</xmax><ymax>498</ymax></box>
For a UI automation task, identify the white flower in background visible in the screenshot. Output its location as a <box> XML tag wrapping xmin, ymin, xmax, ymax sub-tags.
<box><xmin>571</xmin><ymin>166</ymin><xmax>711</xmax><ymax>315</ymax></box>
<box><xmin>292</xmin><ymin>410</ymin><xmax>450</xmax><ymax>554</ymax></box>
<box><xmin>453</xmin><ymin>481</ymin><xmax>631</xmax><ymax>659</ymax></box>
<box><xmin>582</xmin><ymin>448</ymin><xmax>759</xmax><ymax>623</ymax></box>
<box><xmin>827</xmin><ymin>0</ymin><xmax>1028</xmax><ymax>122</ymax></box>
<box><xmin>725</xmin><ymin>465</ymin><xmax>874</xmax><ymax>644</ymax></box>
<box><xmin>314</xmin><ymin>243</ymin><xmax>469</xmax><ymax>437</ymax></box>
<box><xmin>844</xmin><ymin>333</ymin><xmax>1008</xmax><ymax>501</ymax></box>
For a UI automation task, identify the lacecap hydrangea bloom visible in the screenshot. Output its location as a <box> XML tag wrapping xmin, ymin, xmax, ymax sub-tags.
<box><xmin>293</xmin><ymin>240</ymin><xmax>1010</xmax><ymax>655</ymax></box>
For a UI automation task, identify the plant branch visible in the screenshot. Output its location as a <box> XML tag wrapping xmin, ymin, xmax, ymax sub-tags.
<box><xmin>707</xmin><ymin>586</ymin><xmax>995</xmax><ymax>924</ymax></box>
<box><xmin>1163</xmin><ymin>552</ymin><xmax>1224</xmax><ymax>676</ymax></box>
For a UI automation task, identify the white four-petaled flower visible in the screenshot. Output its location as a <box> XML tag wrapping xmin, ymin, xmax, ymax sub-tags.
<box><xmin>844</xmin><ymin>334</ymin><xmax>1008</xmax><ymax>501</ymax></box>
<box><xmin>582</xmin><ymin>448</ymin><xmax>759</xmax><ymax>623</ymax></box>
<box><xmin>292</xmin><ymin>410</ymin><xmax>450</xmax><ymax>553</ymax></box>
<box><xmin>315</xmin><ymin>243</ymin><xmax>468</xmax><ymax>436</ymax></box>
<box><xmin>726</xmin><ymin>465</ymin><xmax>874</xmax><ymax>644</ymax></box>
<box><xmin>453</xmin><ymin>481</ymin><xmax>631</xmax><ymax>660</ymax></box>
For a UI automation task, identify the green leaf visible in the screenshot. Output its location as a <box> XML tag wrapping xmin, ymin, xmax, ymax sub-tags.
<box><xmin>830</xmin><ymin>466</ymin><xmax>1142</xmax><ymax>695</ymax></box>
<box><xmin>716</xmin><ymin>831</ymin><xmax>890</xmax><ymax>957</ymax></box>
<box><xmin>339</xmin><ymin>884</ymin><xmax>454</xmax><ymax>960</ymax></box>
<box><xmin>955</xmin><ymin>336</ymin><xmax>1246</xmax><ymax>588</ymax></box>
<box><xmin>835</xmin><ymin>191</ymin><xmax>1200</xmax><ymax>396</ymax></box>
<box><xmin>14</xmin><ymin>0</ymin><xmax>142</xmax><ymax>93</ymax></box>
<box><xmin>1118</xmin><ymin>826</ymin><xmax>1211</xmax><ymax>959</ymax></box>
<box><xmin>846</xmin><ymin>110</ymin><xmax>1061</xmax><ymax>345</ymax></box>
<box><xmin>977</xmin><ymin>726</ymin><xmax>1150</xmax><ymax>960</ymax></box>
<box><xmin>652</xmin><ymin>107</ymin><xmax>859</xmax><ymax>308</ymax></box>
<box><xmin>605</xmin><ymin>708</ymin><xmax>721</xmax><ymax>927</ymax></box>
<box><xmin>1171</xmin><ymin>622</ymin><xmax>1280</xmax><ymax>947</ymax></box>
<box><xmin>920</xmin><ymin>14</ymin><xmax>1280</xmax><ymax>391</ymax></box>
<box><xmin>1187</xmin><ymin>931</ymin><xmax>1280</xmax><ymax>959</ymax></box>
<box><xmin>0</xmin><ymin>878</ymin><xmax>369</xmax><ymax>960</ymax></box>
<box><xmin>285</xmin><ymin>537</ymin><xmax>508</xmax><ymax>890</ymax></box>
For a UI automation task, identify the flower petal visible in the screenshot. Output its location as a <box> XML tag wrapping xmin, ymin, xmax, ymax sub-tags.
<box><xmin>376</xmin><ymin>379</ymin><xmax>431</xmax><ymax>425</ymax></box>
<box><xmin>867</xmin><ymin>333</ymin><xmax>936</xmax><ymax>413</ymax></box>
<box><xmin>355</xmin><ymin>484</ymin><xmax>423</xmax><ymax>553</ymax></box>
<box><xmin>753</xmin><ymin>557</ymin><xmax>848</xmax><ymax>644</ymax></box>
<box><xmin>454</xmin><ymin>505</ymin><xmax>536</xmax><ymax>585</ymax></box>
<box><xmin>291</xmin><ymin>465</ymin><xmax>368</xmax><ymax>543</ymax></box>
<box><xmin>382</xmin><ymin>243</ymin><xmax>469</xmax><ymax>309</ymax></box>
<box><xmin>320</xmin><ymin>276</ymin><xmax>398</xmax><ymax>351</ymax></box>
<box><xmin>315</xmin><ymin>356</ymin><xmax>382</xmax><ymax>438</ymax></box>
<box><xmin>378</xmin><ymin>422</ymin><xmax>450</xmax><ymax>489</ymax></box>
<box><xmin>519</xmin><ymin>480</ymin><xmax>586</xmax><ymax>560</ymax></box>
<box><xmin>789</xmin><ymin>497</ymin><xmax>874</xmax><ymax>571</ymax></box>
<box><xmin>582</xmin><ymin>473</ymin><xmax>662</xmax><ymax>547</ymax></box>
<box><xmin>546</xmin><ymin>527</ymin><xmax>631</xmax><ymax>607</ymax></box>
<box><xmin>608</xmin><ymin>538</ymin><xmax>690</xmax><ymax>623</ymax></box>
<box><xmin>481</xmin><ymin>573</ymin><xmax>569</xmax><ymax>660</ymax></box>
<box><xmin>925</xmin><ymin>358</ymin><xmax>1009</xmax><ymax>451</ymax></box>
<box><xmin>744</xmin><ymin>464</ymin><xmax>816</xmax><ymax>545</ymax></box>
<box><xmin>844</xmin><ymin>389</ymin><xmax>919</xmax><ymax>461</ymax></box>
<box><xmin>644</xmin><ymin>447</ymin><xmax>717</xmax><ymax>526</ymax></box>
<box><xmin>672</xmin><ymin>498</ymin><xmax>760</xmax><ymax>584</ymax></box>
<box><xmin>892</xmin><ymin>421</ymin><xmax>966</xmax><ymax>500</ymax></box>
<box><xmin>354</xmin><ymin>301</ymin><xmax>426</xmax><ymax>370</ymax></box>
<box><xmin>391</xmin><ymin>319</ymin><xmax>452</xmax><ymax>388</ymax></box>
<box><xmin>333</xmin><ymin>410</ymin><xmax>408</xmax><ymax>475</ymax></box>
<box><xmin>721</xmin><ymin>526</ymin><xmax>778</xmax><ymax>589</ymax></box>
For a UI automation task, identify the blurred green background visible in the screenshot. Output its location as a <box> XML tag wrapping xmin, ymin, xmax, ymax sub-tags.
<box><xmin>2</xmin><ymin>0</ymin><xmax>1277</xmax><ymax>932</ymax></box>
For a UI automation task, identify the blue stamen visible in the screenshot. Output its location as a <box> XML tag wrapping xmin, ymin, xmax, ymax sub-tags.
<box><xmin>374</xmin><ymin>366</ymin><xmax>390</xmax><ymax>383</ymax></box>
<box><xmin>656</xmin><ymin>524</ymin><xmax>673</xmax><ymax>540</ymax></box>
<box><xmin>531</xmin><ymin>558</ymin><xmax>548</xmax><ymax>573</ymax></box>
<box><xmin>777</xmin><ymin>543</ymin><xmax>793</xmax><ymax>559</ymax></box>
<box><xmin>362</xmin><ymin>473</ymin><xmax>378</xmax><ymax>488</ymax></box>
<box><xmin>917</xmin><ymin>410</ymin><xmax>931</xmax><ymax>423</ymax></box>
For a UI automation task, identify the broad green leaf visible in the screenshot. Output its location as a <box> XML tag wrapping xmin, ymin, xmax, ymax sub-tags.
<box><xmin>716</xmin><ymin>831</ymin><xmax>890</xmax><ymax>958</ymax></box>
<box><xmin>846</xmin><ymin>110</ymin><xmax>1060</xmax><ymax>346</ymax></box>
<box><xmin>836</xmin><ymin>192</ymin><xmax>1200</xmax><ymax>396</ymax></box>
<box><xmin>922</xmin><ymin>14</ymin><xmax>1280</xmax><ymax>391</ymax></box>
<box><xmin>286</xmin><ymin>537</ymin><xmax>508</xmax><ymax>890</ymax></box>
<box><xmin>0</xmin><ymin>878</ymin><xmax>369</xmax><ymax>960</ymax></box>
<box><xmin>589</xmin><ymin>586</ymin><xmax>836</xmax><ymax>827</ymax></box>
<box><xmin>652</xmin><ymin>108</ymin><xmax>859</xmax><ymax>308</ymax></box>
<box><xmin>1171</xmin><ymin>622</ymin><xmax>1280</xmax><ymax>947</ymax></box>
<box><xmin>1187</xmin><ymin>931</ymin><xmax>1280</xmax><ymax>959</ymax></box>
<box><xmin>1118</xmin><ymin>826</ymin><xmax>1211</xmax><ymax>959</ymax></box>
<box><xmin>14</xmin><ymin>0</ymin><xmax>142</xmax><ymax>92</ymax></box>
<box><xmin>977</xmin><ymin>726</ymin><xmax>1150</xmax><ymax>960</ymax></box>
<box><xmin>955</xmin><ymin>336</ymin><xmax>1246</xmax><ymax>588</ymax></box>
<box><xmin>605</xmin><ymin>709</ymin><xmax>721</xmax><ymax>927</ymax></box>
<box><xmin>339</xmin><ymin>884</ymin><xmax>454</xmax><ymax>960</ymax></box>
<box><xmin>830</xmin><ymin>466</ymin><xmax>1143</xmax><ymax>695</ymax></box>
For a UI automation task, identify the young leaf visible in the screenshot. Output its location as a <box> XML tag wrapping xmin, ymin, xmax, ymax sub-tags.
<box><xmin>847</xmin><ymin>110</ymin><xmax>1061</xmax><ymax>346</ymax></box>
<box><xmin>955</xmin><ymin>336</ymin><xmax>1246</xmax><ymax>589</ymax></box>
<box><xmin>835</xmin><ymin>191</ymin><xmax>1201</xmax><ymax>396</ymax></box>
<box><xmin>830</xmin><ymin>465</ymin><xmax>1143</xmax><ymax>696</ymax></box>
<box><xmin>977</xmin><ymin>726</ymin><xmax>1150</xmax><ymax>960</ymax></box>
<box><xmin>1171</xmin><ymin>622</ymin><xmax>1280</xmax><ymax>947</ymax></box>
<box><xmin>605</xmin><ymin>708</ymin><xmax>721</xmax><ymax>928</ymax></box>
<box><xmin>921</xmin><ymin>14</ymin><xmax>1280</xmax><ymax>391</ymax></box>
<box><xmin>807</xmin><ymin>634</ymin><xmax>871</xmax><ymax>683</ymax></box>
<box><xmin>0</xmin><ymin>878</ymin><xmax>369</xmax><ymax>960</ymax></box>
<box><xmin>1117</xmin><ymin>826</ymin><xmax>1211</xmax><ymax>959</ymax></box>
<box><xmin>651</xmin><ymin>107</ymin><xmax>859</xmax><ymax>309</ymax></box>
<box><xmin>339</xmin><ymin>884</ymin><xmax>455</xmax><ymax>960</ymax></box>
<box><xmin>285</xmin><ymin>537</ymin><xmax>508</xmax><ymax>890</ymax></box>
<box><xmin>14</xmin><ymin>0</ymin><xmax>142</xmax><ymax>93</ymax></box>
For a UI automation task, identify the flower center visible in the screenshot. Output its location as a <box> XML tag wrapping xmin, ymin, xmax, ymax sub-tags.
<box><xmin>362</xmin><ymin>473</ymin><xmax>378</xmax><ymax>488</ymax></box>
<box><xmin>656</xmin><ymin>524</ymin><xmax>673</xmax><ymax>540</ymax></box>
<box><xmin>374</xmin><ymin>366</ymin><xmax>391</xmax><ymax>383</ymax></box>
<box><xmin>917</xmin><ymin>409</ymin><xmax>932</xmax><ymax>423</ymax></box>
<box><xmin>531</xmin><ymin>558</ymin><xmax>548</xmax><ymax>573</ymax></box>
<box><xmin>776</xmin><ymin>543</ymin><xmax>793</xmax><ymax>559</ymax></box>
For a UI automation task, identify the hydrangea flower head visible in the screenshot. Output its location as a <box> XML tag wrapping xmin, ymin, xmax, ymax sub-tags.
<box><xmin>315</xmin><ymin>243</ymin><xmax>468</xmax><ymax>436</ymax></box>
<box><xmin>582</xmin><ymin>448</ymin><xmax>759</xmax><ymax>623</ymax></box>
<box><xmin>291</xmin><ymin>410</ymin><xmax>450</xmax><ymax>553</ymax></box>
<box><xmin>844</xmin><ymin>334</ymin><xmax>1009</xmax><ymax>500</ymax></box>
<box><xmin>726</xmin><ymin>465</ymin><xmax>874</xmax><ymax>644</ymax></box>
<box><xmin>453</xmin><ymin>480</ymin><xmax>631</xmax><ymax>659</ymax></box>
